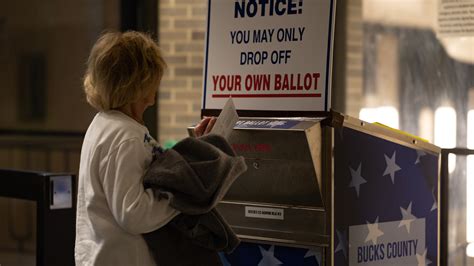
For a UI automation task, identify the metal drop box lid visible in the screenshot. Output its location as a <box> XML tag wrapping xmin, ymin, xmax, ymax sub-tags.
<box><xmin>190</xmin><ymin>111</ymin><xmax>442</xmax><ymax>264</ymax></box>
<box><xmin>215</xmin><ymin>117</ymin><xmax>329</xmax><ymax>247</ymax></box>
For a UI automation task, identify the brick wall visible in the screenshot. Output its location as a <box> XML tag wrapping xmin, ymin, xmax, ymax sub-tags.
<box><xmin>345</xmin><ymin>0</ymin><xmax>364</xmax><ymax>117</ymax></box>
<box><xmin>158</xmin><ymin>0</ymin><xmax>207</xmax><ymax>144</ymax></box>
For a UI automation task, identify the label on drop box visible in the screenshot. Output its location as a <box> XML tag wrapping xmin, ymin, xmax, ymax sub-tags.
<box><xmin>245</xmin><ymin>206</ymin><xmax>284</xmax><ymax>220</ymax></box>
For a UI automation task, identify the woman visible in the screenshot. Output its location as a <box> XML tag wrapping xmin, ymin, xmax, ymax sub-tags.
<box><xmin>75</xmin><ymin>31</ymin><xmax>215</xmax><ymax>266</ymax></box>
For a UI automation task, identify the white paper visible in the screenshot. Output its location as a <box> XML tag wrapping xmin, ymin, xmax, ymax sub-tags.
<box><xmin>210</xmin><ymin>98</ymin><xmax>239</xmax><ymax>139</ymax></box>
<box><xmin>437</xmin><ymin>0</ymin><xmax>474</xmax><ymax>37</ymax></box>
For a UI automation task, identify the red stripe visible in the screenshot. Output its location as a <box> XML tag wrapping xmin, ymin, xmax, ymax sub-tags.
<box><xmin>212</xmin><ymin>93</ymin><xmax>321</xmax><ymax>98</ymax></box>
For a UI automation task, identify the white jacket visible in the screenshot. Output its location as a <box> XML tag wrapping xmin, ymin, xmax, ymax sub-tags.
<box><xmin>75</xmin><ymin>110</ymin><xmax>179</xmax><ymax>266</ymax></box>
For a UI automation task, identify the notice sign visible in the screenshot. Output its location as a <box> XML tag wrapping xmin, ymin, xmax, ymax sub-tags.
<box><xmin>203</xmin><ymin>0</ymin><xmax>335</xmax><ymax>112</ymax></box>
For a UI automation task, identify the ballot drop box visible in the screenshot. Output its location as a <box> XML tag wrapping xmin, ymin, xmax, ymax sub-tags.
<box><xmin>199</xmin><ymin>1</ymin><xmax>440</xmax><ymax>264</ymax></box>
<box><xmin>215</xmin><ymin>113</ymin><xmax>440</xmax><ymax>266</ymax></box>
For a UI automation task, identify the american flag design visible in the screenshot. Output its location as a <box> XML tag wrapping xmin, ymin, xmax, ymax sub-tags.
<box><xmin>220</xmin><ymin>242</ymin><xmax>322</xmax><ymax>266</ymax></box>
<box><xmin>334</xmin><ymin>127</ymin><xmax>439</xmax><ymax>266</ymax></box>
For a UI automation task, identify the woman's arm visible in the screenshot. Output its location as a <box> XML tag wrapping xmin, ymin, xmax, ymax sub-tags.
<box><xmin>101</xmin><ymin>138</ymin><xmax>179</xmax><ymax>235</ymax></box>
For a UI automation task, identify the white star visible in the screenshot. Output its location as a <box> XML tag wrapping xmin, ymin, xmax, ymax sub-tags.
<box><xmin>416</xmin><ymin>248</ymin><xmax>432</xmax><ymax>266</ymax></box>
<box><xmin>304</xmin><ymin>249</ymin><xmax>321</xmax><ymax>265</ymax></box>
<box><xmin>415</xmin><ymin>150</ymin><xmax>426</xmax><ymax>164</ymax></box>
<box><xmin>399</xmin><ymin>202</ymin><xmax>417</xmax><ymax>234</ymax></box>
<box><xmin>219</xmin><ymin>253</ymin><xmax>232</xmax><ymax>266</ymax></box>
<box><xmin>335</xmin><ymin>229</ymin><xmax>348</xmax><ymax>258</ymax></box>
<box><xmin>258</xmin><ymin>246</ymin><xmax>283</xmax><ymax>266</ymax></box>
<box><xmin>383</xmin><ymin>151</ymin><xmax>401</xmax><ymax>184</ymax></box>
<box><xmin>431</xmin><ymin>189</ymin><xmax>437</xmax><ymax>212</ymax></box>
<box><xmin>365</xmin><ymin>217</ymin><xmax>384</xmax><ymax>245</ymax></box>
<box><xmin>349</xmin><ymin>163</ymin><xmax>366</xmax><ymax>198</ymax></box>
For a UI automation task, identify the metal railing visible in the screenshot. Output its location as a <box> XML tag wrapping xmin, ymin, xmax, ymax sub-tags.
<box><xmin>441</xmin><ymin>148</ymin><xmax>474</xmax><ymax>266</ymax></box>
<box><xmin>0</xmin><ymin>129</ymin><xmax>83</xmax><ymax>263</ymax></box>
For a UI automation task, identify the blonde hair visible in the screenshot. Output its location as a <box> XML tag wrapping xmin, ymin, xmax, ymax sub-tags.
<box><xmin>83</xmin><ymin>31</ymin><xmax>166</xmax><ymax>111</ymax></box>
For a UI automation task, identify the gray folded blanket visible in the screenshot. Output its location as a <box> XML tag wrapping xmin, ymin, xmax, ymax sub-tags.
<box><xmin>143</xmin><ymin>134</ymin><xmax>247</xmax><ymax>266</ymax></box>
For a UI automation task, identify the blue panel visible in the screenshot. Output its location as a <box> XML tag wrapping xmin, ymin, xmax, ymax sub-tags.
<box><xmin>234</xmin><ymin>120</ymin><xmax>300</xmax><ymax>129</ymax></box>
<box><xmin>220</xmin><ymin>242</ymin><xmax>322</xmax><ymax>266</ymax></box>
<box><xmin>333</xmin><ymin>127</ymin><xmax>439</xmax><ymax>265</ymax></box>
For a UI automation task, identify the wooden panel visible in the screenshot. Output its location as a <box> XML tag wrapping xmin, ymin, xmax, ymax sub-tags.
<box><xmin>0</xmin><ymin>149</ymin><xmax>12</xmax><ymax>168</ymax></box>
<box><xmin>0</xmin><ymin>197</ymin><xmax>36</xmax><ymax>252</ymax></box>
<box><xmin>67</xmin><ymin>151</ymin><xmax>81</xmax><ymax>174</ymax></box>
<box><xmin>49</xmin><ymin>150</ymin><xmax>67</xmax><ymax>172</ymax></box>
<box><xmin>27</xmin><ymin>149</ymin><xmax>48</xmax><ymax>172</ymax></box>
<box><xmin>12</xmin><ymin>149</ymin><xmax>27</xmax><ymax>170</ymax></box>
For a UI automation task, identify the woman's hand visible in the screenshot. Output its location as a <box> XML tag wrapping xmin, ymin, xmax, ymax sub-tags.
<box><xmin>194</xmin><ymin>117</ymin><xmax>217</xmax><ymax>137</ymax></box>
